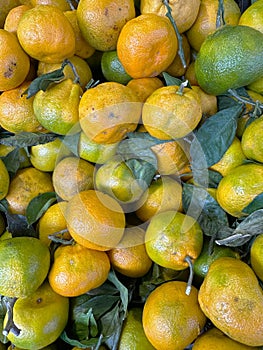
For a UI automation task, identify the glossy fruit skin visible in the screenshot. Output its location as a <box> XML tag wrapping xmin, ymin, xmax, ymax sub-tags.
<box><xmin>140</xmin><ymin>0</ymin><xmax>201</xmax><ymax>34</ymax></box>
<box><xmin>195</xmin><ymin>25</ymin><xmax>263</xmax><ymax>95</ymax></box>
<box><xmin>186</xmin><ymin>0</ymin><xmax>241</xmax><ymax>52</ymax></box>
<box><xmin>0</xmin><ymin>159</ymin><xmax>10</xmax><ymax>201</ymax></box>
<box><xmin>65</xmin><ymin>189</ymin><xmax>125</xmax><ymax>251</ymax></box>
<box><xmin>117</xmin><ymin>14</ymin><xmax>178</xmax><ymax>79</ymax></box>
<box><xmin>0</xmin><ymin>29</ymin><xmax>30</xmax><ymax>91</ymax></box>
<box><xmin>4</xmin><ymin>281</ymin><xmax>69</xmax><ymax>349</ymax></box>
<box><xmin>77</xmin><ymin>0</ymin><xmax>135</xmax><ymax>51</ymax></box>
<box><xmin>5</xmin><ymin>167</ymin><xmax>54</xmax><ymax>215</ymax></box>
<box><xmin>239</xmin><ymin>0</ymin><xmax>263</xmax><ymax>34</ymax></box>
<box><xmin>108</xmin><ymin>226</ymin><xmax>152</xmax><ymax>278</ymax></box>
<box><xmin>142</xmin><ymin>85</ymin><xmax>202</xmax><ymax>139</ymax></box>
<box><xmin>0</xmin><ymin>237</ymin><xmax>50</xmax><ymax>298</ymax></box>
<box><xmin>198</xmin><ymin>257</ymin><xmax>263</xmax><ymax>347</ymax></box>
<box><xmin>250</xmin><ymin>234</ymin><xmax>263</xmax><ymax>282</ymax></box>
<box><xmin>142</xmin><ymin>281</ymin><xmax>206</xmax><ymax>350</ymax></box>
<box><xmin>48</xmin><ymin>243</ymin><xmax>110</xmax><ymax>297</ymax></box>
<box><xmin>145</xmin><ymin>210</ymin><xmax>203</xmax><ymax>270</ymax></box>
<box><xmin>241</xmin><ymin>115</ymin><xmax>263</xmax><ymax>163</ymax></box>
<box><xmin>192</xmin><ymin>327</ymin><xmax>261</xmax><ymax>350</ymax></box>
<box><xmin>17</xmin><ymin>5</ymin><xmax>75</xmax><ymax>63</ymax></box>
<box><xmin>193</xmin><ymin>238</ymin><xmax>240</xmax><ymax>279</ymax></box>
<box><xmin>216</xmin><ymin>163</ymin><xmax>263</xmax><ymax>218</ymax></box>
<box><xmin>119</xmin><ymin>307</ymin><xmax>155</xmax><ymax>350</ymax></box>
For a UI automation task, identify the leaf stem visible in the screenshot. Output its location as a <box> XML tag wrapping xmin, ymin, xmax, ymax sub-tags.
<box><xmin>184</xmin><ymin>255</ymin><xmax>194</xmax><ymax>296</ymax></box>
<box><xmin>176</xmin><ymin>79</ymin><xmax>188</xmax><ymax>96</ymax></box>
<box><xmin>65</xmin><ymin>0</ymin><xmax>75</xmax><ymax>10</ymax></box>
<box><xmin>2</xmin><ymin>297</ymin><xmax>21</xmax><ymax>337</ymax></box>
<box><xmin>227</xmin><ymin>89</ymin><xmax>263</xmax><ymax>109</ymax></box>
<box><xmin>63</xmin><ymin>59</ymin><xmax>80</xmax><ymax>85</ymax></box>
<box><xmin>163</xmin><ymin>0</ymin><xmax>187</xmax><ymax>69</ymax></box>
<box><xmin>216</xmin><ymin>0</ymin><xmax>226</xmax><ymax>28</ymax></box>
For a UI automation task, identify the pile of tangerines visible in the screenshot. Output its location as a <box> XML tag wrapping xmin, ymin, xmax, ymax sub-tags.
<box><xmin>0</xmin><ymin>0</ymin><xmax>263</xmax><ymax>349</ymax></box>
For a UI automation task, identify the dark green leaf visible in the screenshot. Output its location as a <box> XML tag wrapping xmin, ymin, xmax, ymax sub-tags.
<box><xmin>23</xmin><ymin>66</ymin><xmax>65</xmax><ymax>99</ymax></box>
<box><xmin>192</xmin><ymin>168</ymin><xmax>223</xmax><ymax>189</ymax></box>
<box><xmin>0</xmin><ymin>132</ymin><xmax>57</xmax><ymax>148</ymax></box>
<box><xmin>117</xmin><ymin>135</ymin><xmax>158</xmax><ymax>168</ymax></box>
<box><xmin>60</xmin><ymin>132</ymin><xmax>81</xmax><ymax>157</ymax></box>
<box><xmin>216</xmin><ymin>209</ymin><xmax>263</xmax><ymax>247</ymax></box>
<box><xmin>107</xmin><ymin>270</ymin><xmax>129</xmax><ymax>312</ymax></box>
<box><xmin>125</xmin><ymin>159</ymin><xmax>156</xmax><ymax>189</ymax></box>
<box><xmin>182</xmin><ymin>183</ymin><xmax>229</xmax><ymax>237</ymax></box>
<box><xmin>62</xmin><ymin>270</ymin><xmax>129</xmax><ymax>349</ymax></box>
<box><xmin>217</xmin><ymin>87</ymin><xmax>248</xmax><ymax>110</ymax></box>
<box><xmin>190</xmin><ymin>104</ymin><xmax>243</xmax><ymax>169</ymax></box>
<box><xmin>60</xmin><ymin>330</ymin><xmax>104</xmax><ymax>348</ymax></box>
<box><xmin>0</xmin><ymin>199</ymin><xmax>8</xmax><ymax>213</ymax></box>
<box><xmin>0</xmin><ymin>297</ymin><xmax>8</xmax><ymax>343</ymax></box>
<box><xmin>102</xmin><ymin>303</ymin><xmax>123</xmax><ymax>350</ymax></box>
<box><xmin>1</xmin><ymin>148</ymin><xmax>20</xmax><ymax>174</ymax></box>
<box><xmin>162</xmin><ymin>72</ymin><xmax>183</xmax><ymax>86</ymax></box>
<box><xmin>242</xmin><ymin>192</ymin><xmax>263</xmax><ymax>215</ymax></box>
<box><xmin>6</xmin><ymin>212</ymin><xmax>37</xmax><ymax>237</ymax></box>
<box><xmin>26</xmin><ymin>192</ymin><xmax>57</xmax><ymax>226</ymax></box>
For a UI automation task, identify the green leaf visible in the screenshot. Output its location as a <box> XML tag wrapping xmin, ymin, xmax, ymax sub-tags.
<box><xmin>60</xmin><ymin>132</ymin><xmax>81</xmax><ymax>157</ymax></box>
<box><xmin>192</xmin><ymin>168</ymin><xmax>223</xmax><ymax>189</ymax></box>
<box><xmin>0</xmin><ymin>297</ymin><xmax>8</xmax><ymax>344</ymax></box>
<box><xmin>190</xmin><ymin>104</ymin><xmax>243</xmax><ymax>169</ymax></box>
<box><xmin>0</xmin><ymin>132</ymin><xmax>57</xmax><ymax>148</ymax></box>
<box><xmin>242</xmin><ymin>192</ymin><xmax>263</xmax><ymax>215</ymax></box>
<box><xmin>125</xmin><ymin>159</ymin><xmax>156</xmax><ymax>189</ymax></box>
<box><xmin>217</xmin><ymin>87</ymin><xmax>248</xmax><ymax>110</ymax></box>
<box><xmin>23</xmin><ymin>66</ymin><xmax>65</xmax><ymax>99</ymax></box>
<box><xmin>1</xmin><ymin>147</ymin><xmax>22</xmax><ymax>175</ymax></box>
<box><xmin>182</xmin><ymin>183</ymin><xmax>229</xmax><ymax>237</ymax></box>
<box><xmin>0</xmin><ymin>199</ymin><xmax>8</xmax><ymax>213</ymax></box>
<box><xmin>62</xmin><ymin>270</ymin><xmax>129</xmax><ymax>349</ymax></box>
<box><xmin>162</xmin><ymin>72</ymin><xmax>183</xmax><ymax>86</ymax></box>
<box><xmin>25</xmin><ymin>192</ymin><xmax>57</xmax><ymax>226</ymax></box>
<box><xmin>216</xmin><ymin>209</ymin><xmax>263</xmax><ymax>247</ymax></box>
<box><xmin>6</xmin><ymin>213</ymin><xmax>37</xmax><ymax>237</ymax></box>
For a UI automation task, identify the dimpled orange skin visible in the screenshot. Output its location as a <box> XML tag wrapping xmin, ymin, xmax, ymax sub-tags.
<box><xmin>0</xmin><ymin>29</ymin><xmax>30</xmax><ymax>92</ymax></box>
<box><xmin>198</xmin><ymin>257</ymin><xmax>263</xmax><ymax>347</ymax></box>
<box><xmin>17</xmin><ymin>5</ymin><xmax>75</xmax><ymax>63</ymax></box>
<box><xmin>117</xmin><ymin>14</ymin><xmax>178</xmax><ymax>79</ymax></box>
<box><xmin>142</xmin><ymin>85</ymin><xmax>202</xmax><ymax>140</ymax></box>
<box><xmin>77</xmin><ymin>0</ymin><xmax>136</xmax><ymax>52</ymax></box>
<box><xmin>142</xmin><ymin>281</ymin><xmax>207</xmax><ymax>350</ymax></box>
<box><xmin>48</xmin><ymin>243</ymin><xmax>111</xmax><ymax>297</ymax></box>
<box><xmin>65</xmin><ymin>190</ymin><xmax>126</xmax><ymax>251</ymax></box>
<box><xmin>78</xmin><ymin>82</ymin><xmax>142</xmax><ymax>144</ymax></box>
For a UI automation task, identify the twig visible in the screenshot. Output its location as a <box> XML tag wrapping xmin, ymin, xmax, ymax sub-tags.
<box><xmin>227</xmin><ymin>89</ymin><xmax>263</xmax><ymax>109</ymax></box>
<box><xmin>163</xmin><ymin>0</ymin><xmax>187</xmax><ymax>69</ymax></box>
<box><xmin>216</xmin><ymin>0</ymin><xmax>226</xmax><ymax>28</ymax></box>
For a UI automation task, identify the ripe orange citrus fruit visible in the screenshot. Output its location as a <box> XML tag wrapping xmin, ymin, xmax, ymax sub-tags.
<box><xmin>79</xmin><ymin>82</ymin><xmax>141</xmax><ymax>144</ymax></box>
<box><xmin>186</xmin><ymin>0</ymin><xmax>241</xmax><ymax>52</ymax></box>
<box><xmin>17</xmin><ymin>5</ymin><xmax>75</xmax><ymax>63</ymax></box>
<box><xmin>140</xmin><ymin>0</ymin><xmax>201</xmax><ymax>34</ymax></box>
<box><xmin>117</xmin><ymin>13</ymin><xmax>178</xmax><ymax>79</ymax></box>
<box><xmin>65</xmin><ymin>189</ymin><xmax>126</xmax><ymax>251</ymax></box>
<box><xmin>136</xmin><ymin>176</ymin><xmax>183</xmax><ymax>222</ymax></box>
<box><xmin>0</xmin><ymin>29</ymin><xmax>30</xmax><ymax>91</ymax></box>
<box><xmin>52</xmin><ymin>156</ymin><xmax>94</xmax><ymax>201</ymax></box>
<box><xmin>142</xmin><ymin>281</ymin><xmax>206</xmax><ymax>350</ymax></box>
<box><xmin>48</xmin><ymin>242</ymin><xmax>110</xmax><ymax>297</ymax></box>
<box><xmin>0</xmin><ymin>81</ymin><xmax>44</xmax><ymax>133</ymax></box>
<box><xmin>145</xmin><ymin>210</ymin><xmax>203</xmax><ymax>270</ymax></box>
<box><xmin>142</xmin><ymin>84</ymin><xmax>202</xmax><ymax>139</ymax></box>
<box><xmin>108</xmin><ymin>226</ymin><xmax>152</xmax><ymax>278</ymax></box>
<box><xmin>126</xmin><ymin>77</ymin><xmax>164</xmax><ymax>102</ymax></box>
<box><xmin>5</xmin><ymin>167</ymin><xmax>54</xmax><ymax>215</ymax></box>
<box><xmin>77</xmin><ymin>0</ymin><xmax>135</xmax><ymax>51</ymax></box>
